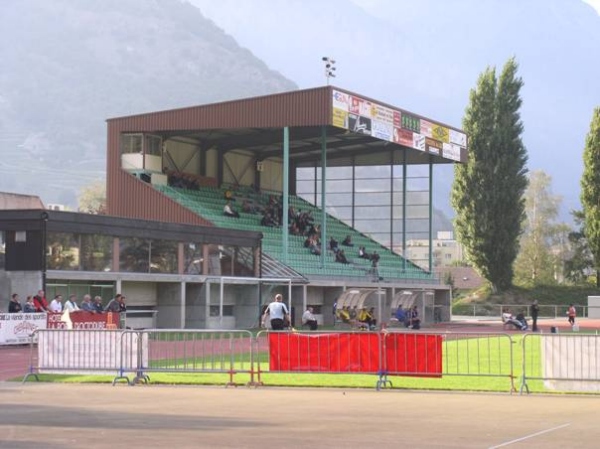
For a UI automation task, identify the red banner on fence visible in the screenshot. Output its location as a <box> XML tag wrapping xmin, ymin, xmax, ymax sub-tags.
<box><xmin>46</xmin><ymin>312</ymin><xmax>119</xmax><ymax>330</ymax></box>
<box><xmin>268</xmin><ymin>332</ymin><xmax>380</xmax><ymax>373</ymax></box>
<box><xmin>384</xmin><ymin>333</ymin><xmax>443</xmax><ymax>377</ymax></box>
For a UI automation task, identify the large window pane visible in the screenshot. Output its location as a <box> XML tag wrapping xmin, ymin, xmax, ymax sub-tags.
<box><xmin>80</xmin><ymin>234</ymin><xmax>113</xmax><ymax>272</ymax></box>
<box><xmin>47</xmin><ymin>232</ymin><xmax>79</xmax><ymax>270</ymax></box>
<box><xmin>150</xmin><ymin>240</ymin><xmax>178</xmax><ymax>273</ymax></box>
<box><xmin>184</xmin><ymin>242</ymin><xmax>204</xmax><ymax>275</ymax></box>
<box><xmin>120</xmin><ymin>134</ymin><xmax>142</xmax><ymax>154</ymax></box>
<box><xmin>120</xmin><ymin>238</ymin><xmax>150</xmax><ymax>272</ymax></box>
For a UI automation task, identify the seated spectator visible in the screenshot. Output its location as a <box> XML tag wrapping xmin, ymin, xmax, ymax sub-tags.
<box><xmin>358</xmin><ymin>246</ymin><xmax>369</xmax><ymax>259</ymax></box>
<box><xmin>262</xmin><ymin>212</ymin><xmax>277</xmax><ymax>227</ymax></box>
<box><xmin>308</xmin><ymin>236</ymin><xmax>321</xmax><ymax>256</ymax></box>
<box><xmin>335</xmin><ymin>249</ymin><xmax>350</xmax><ymax>264</ymax></box>
<box><xmin>349</xmin><ymin>306</ymin><xmax>358</xmax><ymax>320</ymax></box>
<box><xmin>371</xmin><ymin>251</ymin><xmax>380</xmax><ymax>264</ymax></box>
<box><xmin>80</xmin><ymin>295</ymin><xmax>95</xmax><ymax>312</ymax></box>
<box><xmin>302</xmin><ymin>306</ymin><xmax>318</xmax><ymax>331</ymax></box>
<box><xmin>23</xmin><ymin>296</ymin><xmax>36</xmax><ymax>313</ymax></box>
<box><xmin>337</xmin><ymin>306</ymin><xmax>351</xmax><ymax>323</ymax></box>
<box><xmin>515</xmin><ymin>311</ymin><xmax>529</xmax><ymax>331</ymax></box>
<box><xmin>92</xmin><ymin>296</ymin><xmax>104</xmax><ymax>313</ymax></box>
<box><xmin>342</xmin><ymin>235</ymin><xmax>354</xmax><ymax>247</ymax></box>
<box><xmin>224</xmin><ymin>188</ymin><xmax>235</xmax><ymax>201</ymax></box>
<box><xmin>394</xmin><ymin>306</ymin><xmax>408</xmax><ymax>326</ymax></box>
<box><xmin>64</xmin><ymin>294</ymin><xmax>80</xmax><ymax>312</ymax></box>
<box><xmin>242</xmin><ymin>199</ymin><xmax>258</xmax><ymax>214</ymax></box>
<box><xmin>8</xmin><ymin>293</ymin><xmax>22</xmax><ymax>313</ymax></box>
<box><xmin>223</xmin><ymin>201</ymin><xmax>240</xmax><ymax>218</ymax></box>
<box><xmin>329</xmin><ymin>237</ymin><xmax>339</xmax><ymax>252</ymax></box>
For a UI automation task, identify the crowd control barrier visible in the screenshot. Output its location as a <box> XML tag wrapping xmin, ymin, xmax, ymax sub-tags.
<box><xmin>256</xmin><ymin>330</ymin><xmax>516</xmax><ymax>392</ymax></box>
<box><xmin>23</xmin><ymin>329</ymin><xmax>140</xmax><ymax>385</ymax></box>
<box><xmin>131</xmin><ymin>330</ymin><xmax>255</xmax><ymax>386</ymax></box>
<box><xmin>520</xmin><ymin>333</ymin><xmax>600</xmax><ymax>394</ymax></box>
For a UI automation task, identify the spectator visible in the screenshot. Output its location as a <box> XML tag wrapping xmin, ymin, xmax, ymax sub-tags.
<box><xmin>242</xmin><ymin>199</ymin><xmax>257</xmax><ymax>214</ymax></box>
<box><xmin>92</xmin><ymin>296</ymin><xmax>104</xmax><ymax>313</ymax></box>
<box><xmin>567</xmin><ymin>304</ymin><xmax>576</xmax><ymax>326</ymax></box>
<box><xmin>80</xmin><ymin>295</ymin><xmax>95</xmax><ymax>312</ymax></box>
<box><xmin>342</xmin><ymin>235</ymin><xmax>354</xmax><ymax>247</ymax></box>
<box><xmin>49</xmin><ymin>295</ymin><xmax>63</xmax><ymax>313</ymax></box>
<box><xmin>335</xmin><ymin>249</ymin><xmax>350</xmax><ymax>264</ymax></box>
<box><xmin>223</xmin><ymin>201</ymin><xmax>240</xmax><ymax>218</ymax></box>
<box><xmin>261</xmin><ymin>212</ymin><xmax>277</xmax><ymax>227</ymax></box>
<box><xmin>337</xmin><ymin>306</ymin><xmax>351</xmax><ymax>323</ymax></box>
<box><xmin>308</xmin><ymin>236</ymin><xmax>321</xmax><ymax>256</ymax></box>
<box><xmin>33</xmin><ymin>290</ymin><xmax>49</xmax><ymax>312</ymax></box>
<box><xmin>302</xmin><ymin>306</ymin><xmax>318</xmax><ymax>331</ymax></box>
<box><xmin>409</xmin><ymin>305</ymin><xmax>421</xmax><ymax>329</ymax></box>
<box><xmin>8</xmin><ymin>293</ymin><xmax>22</xmax><ymax>313</ymax></box>
<box><xmin>329</xmin><ymin>237</ymin><xmax>339</xmax><ymax>252</ymax></box>
<box><xmin>64</xmin><ymin>294</ymin><xmax>80</xmax><ymax>312</ymax></box>
<box><xmin>531</xmin><ymin>299</ymin><xmax>540</xmax><ymax>332</ymax></box>
<box><xmin>23</xmin><ymin>296</ymin><xmax>36</xmax><ymax>313</ymax></box>
<box><xmin>105</xmin><ymin>294</ymin><xmax>126</xmax><ymax>313</ymax></box>
<box><xmin>394</xmin><ymin>306</ymin><xmax>407</xmax><ymax>325</ymax></box>
<box><xmin>358</xmin><ymin>246</ymin><xmax>369</xmax><ymax>259</ymax></box>
<box><xmin>261</xmin><ymin>293</ymin><xmax>290</xmax><ymax>331</ymax></box>
<box><xmin>515</xmin><ymin>311</ymin><xmax>528</xmax><ymax>331</ymax></box>
<box><xmin>349</xmin><ymin>306</ymin><xmax>358</xmax><ymax>320</ymax></box>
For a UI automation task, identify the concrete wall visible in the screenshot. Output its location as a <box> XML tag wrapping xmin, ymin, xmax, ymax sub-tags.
<box><xmin>0</xmin><ymin>270</ymin><xmax>42</xmax><ymax>311</ymax></box>
<box><xmin>185</xmin><ymin>283</ymin><xmax>205</xmax><ymax>329</ymax></box>
<box><xmin>156</xmin><ymin>282</ymin><xmax>183</xmax><ymax>328</ymax></box>
<box><xmin>121</xmin><ymin>281</ymin><xmax>157</xmax><ymax>307</ymax></box>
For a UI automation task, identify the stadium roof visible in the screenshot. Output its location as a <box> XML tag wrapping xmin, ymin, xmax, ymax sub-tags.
<box><xmin>107</xmin><ymin>86</ymin><xmax>467</xmax><ymax>167</ymax></box>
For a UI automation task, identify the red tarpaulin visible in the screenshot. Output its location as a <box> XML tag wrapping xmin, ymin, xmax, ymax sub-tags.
<box><xmin>384</xmin><ymin>333</ymin><xmax>443</xmax><ymax>377</ymax></box>
<box><xmin>268</xmin><ymin>332</ymin><xmax>380</xmax><ymax>373</ymax></box>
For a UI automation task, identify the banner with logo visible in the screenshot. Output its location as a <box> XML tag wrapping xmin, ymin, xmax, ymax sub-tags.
<box><xmin>0</xmin><ymin>313</ymin><xmax>47</xmax><ymax>345</ymax></box>
<box><xmin>46</xmin><ymin>312</ymin><xmax>119</xmax><ymax>330</ymax></box>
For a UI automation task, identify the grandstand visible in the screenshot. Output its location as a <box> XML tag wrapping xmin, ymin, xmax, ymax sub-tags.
<box><xmin>100</xmin><ymin>85</ymin><xmax>467</xmax><ymax>328</ymax></box>
<box><xmin>154</xmin><ymin>183</ymin><xmax>428</xmax><ymax>282</ymax></box>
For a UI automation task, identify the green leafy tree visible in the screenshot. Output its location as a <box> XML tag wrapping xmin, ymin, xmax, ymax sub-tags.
<box><xmin>451</xmin><ymin>58</ymin><xmax>528</xmax><ymax>293</ymax></box>
<box><xmin>564</xmin><ymin>210</ymin><xmax>594</xmax><ymax>284</ymax></box>
<box><xmin>580</xmin><ymin>107</ymin><xmax>600</xmax><ymax>286</ymax></box>
<box><xmin>513</xmin><ymin>170</ymin><xmax>562</xmax><ymax>286</ymax></box>
<box><xmin>78</xmin><ymin>180</ymin><xmax>106</xmax><ymax>214</ymax></box>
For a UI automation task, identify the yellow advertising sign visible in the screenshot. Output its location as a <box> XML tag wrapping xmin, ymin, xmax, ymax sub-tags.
<box><xmin>431</xmin><ymin>125</ymin><xmax>450</xmax><ymax>143</ymax></box>
<box><xmin>332</xmin><ymin>108</ymin><xmax>348</xmax><ymax>129</ymax></box>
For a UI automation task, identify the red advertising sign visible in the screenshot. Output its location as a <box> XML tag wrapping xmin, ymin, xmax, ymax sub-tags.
<box><xmin>46</xmin><ymin>312</ymin><xmax>119</xmax><ymax>330</ymax></box>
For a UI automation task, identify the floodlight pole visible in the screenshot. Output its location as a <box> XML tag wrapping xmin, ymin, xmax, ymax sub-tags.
<box><xmin>320</xmin><ymin>126</ymin><xmax>327</xmax><ymax>269</ymax></box>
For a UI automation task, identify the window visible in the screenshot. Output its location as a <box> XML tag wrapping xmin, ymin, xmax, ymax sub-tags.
<box><xmin>145</xmin><ymin>135</ymin><xmax>162</xmax><ymax>156</ymax></box>
<box><xmin>120</xmin><ymin>134</ymin><xmax>142</xmax><ymax>154</ymax></box>
<box><xmin>210</xmin><ymin>305</ymin><xmax>234</xmax><ymax>316</ymax></box>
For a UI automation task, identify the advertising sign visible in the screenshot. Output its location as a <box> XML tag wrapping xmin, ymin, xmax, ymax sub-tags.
<box><xmin>348</xmin><ymin>113</ymin><xmax>372</xmax><ymax>135</ymax></box>
<box><xmin>332</xmin><ymin>89</ymin><xmax>466</xmax><ymax>162</ymax></box>
<box><xmin>0</xmin><ymin>313</ymin><xmax>47</xmax><ymax>345</ymax></box>
<box><xmin>46</xmin><ymin>312</ymin><xmax>119</xmax><ymax>330</ymax></box>
<box><xmin>332</xmin><ymin>108</ymin><xmax>348</xmax><ymax>129</ymax></box>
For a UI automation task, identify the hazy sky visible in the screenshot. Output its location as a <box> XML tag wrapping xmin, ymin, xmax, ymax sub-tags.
<box><xmin>583</xmin><ymin>0</ymin><xmax>600</xmax><ymax>14</ymax></box>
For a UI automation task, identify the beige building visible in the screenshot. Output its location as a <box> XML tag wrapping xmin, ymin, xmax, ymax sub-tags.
<box><xmin>401</xmin><ymin>231</ymin><xmax>465</xmax><ymax>269</ymax></box>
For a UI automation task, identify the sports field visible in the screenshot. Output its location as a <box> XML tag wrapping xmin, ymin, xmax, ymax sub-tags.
<box><xmin>0</xmin><ymin>383</ymin><xmax>598</xmax><ymax>448</ymax></box>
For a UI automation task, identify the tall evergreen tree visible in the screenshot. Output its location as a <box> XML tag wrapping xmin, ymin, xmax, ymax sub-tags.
<box><xmin>580</xmin><ymin>107</ymin><xmax>600</xmax><ymax>286</ymax></box>
<box><xmin>451</xmin><ymin>58</ymin><xmax>528</xmax><ymax>292</ymax></box>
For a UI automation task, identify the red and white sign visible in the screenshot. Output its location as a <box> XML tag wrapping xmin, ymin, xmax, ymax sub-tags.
<box><xmin>46</xmin><ymin>312</ymin><xmax>119</xmax><ymax>330</ymax></box>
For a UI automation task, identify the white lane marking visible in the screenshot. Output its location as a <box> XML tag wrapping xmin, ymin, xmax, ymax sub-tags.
<box><xmin>489</xmin><ymin>423</ymin><xmax>571</xmax><ymax>448</ymax></box>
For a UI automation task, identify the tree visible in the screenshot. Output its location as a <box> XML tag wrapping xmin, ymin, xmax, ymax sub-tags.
<box><xmin>580</xmin><ymin>107</ymin><xmax>600</xmax><ymax>286</ymax></box>
<box><xmin>451</xmin><ymin>58</ymin><xmax>528</xmax><ymax>293</ymax></box>
<box><xmin>78</xmin><ymin>180</ymin><xmax>106</xmax><ymax>214</ymax></box>
<box><xmin>564</xmin><ymin>211</ymin><xmax>594</xmax><ymax>285</ymax></box>
<box><xmin>513</xmin><ymin>170</ymin><xmax>562</xmax><ymax>286</ymax></box>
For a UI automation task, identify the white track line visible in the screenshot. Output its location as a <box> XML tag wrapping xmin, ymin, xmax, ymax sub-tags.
<box><xmin>489</xmin><ymin>423</ymin><xmax>571</xmax><ymax>448</ymax></box>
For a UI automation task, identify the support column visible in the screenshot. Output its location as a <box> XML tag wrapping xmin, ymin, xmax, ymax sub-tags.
<box><xmin>428</xmin><ymin>161</ymin><xmax>433</xmax><ymax>272</ymax></box>
<box><xmin>402</xmin><ymin>151</ymin><xmax>407</xmax><ymax>271</ymax></box>
<box><xmin>282</xmin><ymin>127</ymin><xmax>289</xmax><ymax>264</ymax></box>
<box><xmin>320</xmin><ymin>126</ymin><xmax>327</xmax><ymax>268</ymax></box>
<box><xmin>180</xmin><ymin>281</ymin><xmax>186</xmax><ymax>329</ymax></box>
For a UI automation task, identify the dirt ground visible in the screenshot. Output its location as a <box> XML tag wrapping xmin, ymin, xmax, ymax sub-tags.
<box><xmin>0</xmin><ymin>383</ymin><xmax>599</xmax><ymax>448</ymax></box>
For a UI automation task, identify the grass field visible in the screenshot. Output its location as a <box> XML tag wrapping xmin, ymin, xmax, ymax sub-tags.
<box><xmin>22</xmin><ymin>334</ymin><xmax>554</xmax><ymax>393</ymax></box>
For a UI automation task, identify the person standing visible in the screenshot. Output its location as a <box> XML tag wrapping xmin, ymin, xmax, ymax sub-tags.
<box><xmin>261</xmin><ymin>294</ymin><xmax>289</xmax><ymax>331</ymax></box>
<box><xmin>80</xmin><ymin>294</ymin><xmax>94</xmax><ymax>312</ymax></box>
<box><xmin>33</xmin><ymin>289</ymin><xmax>49</xmax><ymax>312</ymax></box>
<box><xmin>302</xmin><ymin>306</ymin><xmax>318</xmax><ymax>331</ymax></box>
<box><xmin>49</xmin><ymin>295</ymin><xmax>63</xmax><ymax>313</ymax></box>
<box><xmin>567</xmin><ymin>304</ymin><xmax>576</xmax><ymax>326</ymax></box>
<box><xmin>23</xmin><ymin>296</ymin><xmax>36</xmax><ymax>313</ymax></box>
<box><xmin>531</xmin><ymin>300</ymin><xmax>540</xmax><ymax>332</ymax></box>
<box><xmin>105</xmin><ymin>294</ymin><xmax>126</xmax><ymax>313</ymax></box>
<box><xmin>64</xmin><ymin>294</ymin><xmax>80</xmax><ymax>312</ymax></box>
<box><xmin>8</xmin><ymin>294</ymin><xmax>22</xmax><ymax>313</ymax></box>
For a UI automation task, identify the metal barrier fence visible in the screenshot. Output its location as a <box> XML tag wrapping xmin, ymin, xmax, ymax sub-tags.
<box><xmin>520</xmin><ymin>333</ymin><xmax>600</xmax><ymax>394</ymax></box>
<box><xmin>256</xmin><ymin>330</ymin><xmax>516</xmax><ymax>392</ymax></box>
<box><xmin>453</xmin><ymin>304</ymin><xmax>589</xmax><ymax>319</ymax></box>
<box><xmin>131</xmin><ymin>330</ymin><xmax>254</xmax><ymax>386</ymax></box>
<box><xmin>23</xmin><ymin>329</ymin><xmax>139</xmax><ymax>385</ymax></box>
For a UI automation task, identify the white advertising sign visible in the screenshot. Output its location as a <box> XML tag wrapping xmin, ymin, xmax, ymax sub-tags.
<box><xmin>332</xmin><ymin>90</ymin><xmax>350</xmax><ymax>112</ymax></box>
<box><xmin>449</xmin><ymin>129</ymin><xmax>467</xmax><ymax>147</ymax></box>
<box><xmin>442</xmin><ymin>142</ymin><xmax>462</xmax><ymax>162</ymax></box>
<box><xmin>0</xmin><ymin>313</ymin><xmax>47</xmax><ymax>345</ymax></box>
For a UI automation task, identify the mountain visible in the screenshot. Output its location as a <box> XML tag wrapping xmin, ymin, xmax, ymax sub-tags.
<box><xmin>0</xmin><ymin>0</ymin><xmax>296</xmax><ymax>206</ymax></box>
<box><xmin>190</xmin><ymin>0</ymin><xmax>600</xmax><ymax>221</ymax></box>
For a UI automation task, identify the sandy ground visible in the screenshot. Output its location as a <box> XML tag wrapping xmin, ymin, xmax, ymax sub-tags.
<box><xmin>0</xmin><ymin>383</ymin><xmax>599</xmax><ymax>449</ymax></box>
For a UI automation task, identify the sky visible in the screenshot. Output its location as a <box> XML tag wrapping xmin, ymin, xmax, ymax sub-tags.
<box><xmin>583</xmin><ymin>0</ymin><xmax>600</xmax><ymax>14</ymax></box>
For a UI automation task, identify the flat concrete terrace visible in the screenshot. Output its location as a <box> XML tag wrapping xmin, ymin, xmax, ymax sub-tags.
<box><xmin>0</xmin><ymin>383</ymin><xmax>598</xmax><ymax>448</ymax></box>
